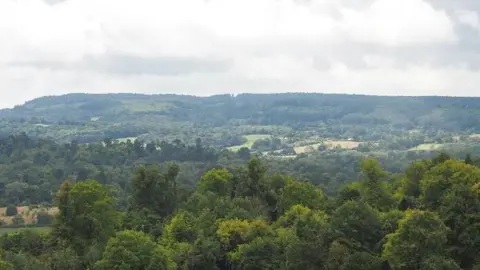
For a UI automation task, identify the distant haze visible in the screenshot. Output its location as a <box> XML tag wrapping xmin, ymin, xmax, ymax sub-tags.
<box><xmin>2</xmin><ymin>0</ymin><xmax>480</xmax><ymax>108</ymax></box>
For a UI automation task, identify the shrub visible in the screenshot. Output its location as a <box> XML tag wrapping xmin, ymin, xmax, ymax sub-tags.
<box><xmin>12</xmin><ymin>215</ymin><xmax>25</xmax><ymax>226</ymax></box>
<box><xmin>36</xmin><ymin>212</ymin><xmax>53</xmax><ymax>225</ymax></box>
<box><xmin>5</xmin><ymin>206</ymin><xmax>17</xmax><ymax>217</ymax></box>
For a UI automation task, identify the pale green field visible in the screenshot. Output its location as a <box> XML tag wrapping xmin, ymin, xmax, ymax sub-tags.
<box><xmin>294</xmin><ymin>140</ymin><xmax>361</xmax><ymax>154</ymax></box>
<box><xmin>470</xmin><ymin>134</ymin><xmax>480</xmax><ymax>139</ymax></box>
<box><xmin>409</xmin><ymin>143</ymin><xmax>445</xmax><ymax>151</ymax></box>
<box><xmin>0</xmin><ymin>227</ymin><xmax>51</xmax><ymax>235</ymax></box>
<box><xmin>115</xmin><ymin>137</ymin><xmax>138</xmax><ymax>143</ymax></box>
<box><xmin>227</xmin><ymin>134</ymin><xmax>271</xmax><ymax>151</ymax></box>
<box><xmin>276</xmin><ymin>155</ymin><xmax>297</xmax><ymax>159</ymax></box>
<box><xmin>33</xmin><ymin>124</ymin><xmax>51</xmax><ymax>127</ymax></box>
<box><xmin>294</xmin><ymin>143</ymin><xmax>323</xmax><ymax>154</ymax></box>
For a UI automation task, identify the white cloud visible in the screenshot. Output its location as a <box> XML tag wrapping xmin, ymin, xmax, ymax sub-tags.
<box><xmin>456</xmin><ymin>9</ymin><xmax>480</xmax><ymax>30</ymax></box>
<box><xmin>0</xmin><ymin>0</ymin><xmax>476</xmax><ymax>109</ymax></box>
<box><xmin>340</xmin><ymin>0</ymin><xmax>456</xmax><ymax>46</ymax></box>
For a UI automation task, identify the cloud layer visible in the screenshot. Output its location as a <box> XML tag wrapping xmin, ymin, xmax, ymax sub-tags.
<box><xmin>1</xmin><ymin>0</ymin><xmax>480</xmax><ymax>108</ymax></box>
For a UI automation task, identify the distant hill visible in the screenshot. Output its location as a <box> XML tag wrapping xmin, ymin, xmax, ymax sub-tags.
<box><xmin>1</xmin><ymin>93</ymin><xmax>480</xmax><ymax>145</ymax></box>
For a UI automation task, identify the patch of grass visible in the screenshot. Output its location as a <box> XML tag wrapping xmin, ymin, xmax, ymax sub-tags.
<box><xmin>115</xmin><ymin>137</ymin><xmax>138</xmax><ymax>143</ymax></box>
<box><xmin>294</xmin><ymin>140</ymin><xmax>361</xmax><ymax>154</ymax></box>
<box><xmin>0</xmin><ymin>227</ymin><xmax>51</xmax><ymax>235</ymax></box>
<box><xmin>328</xmin><ymin>140</ymin><xmax>361</xmax><ymax>149</ymax></box>
<box><xmin>227</xmin><ymin>134</ymin><xmax>271</xmax><ymax>152</ymax></box>
<box><xmin>470</xmin><ymin>134</ymin><xmax>480</xmax><ymax>140</ymax></box>
<box><xmin>276</xmin><ymin>155</ymin><xmax>297</xmax><ymax>159</ymax></box>
<box><xmin>294</xmin><ymin>143</ymin><xmax>323</xmax><ymax>154</ymax></box>
<box><xmin>0</xmin><ymin>206</ymin><xmax>59</xmax><ymax>225</ymax></box>
<box><xmin>409</xmin><ymin>143</ymin><xmax>445</xmax><ymax>151</ymax></box>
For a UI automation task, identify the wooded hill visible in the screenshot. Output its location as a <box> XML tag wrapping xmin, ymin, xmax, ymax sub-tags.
<box><xmin>2</xmin><ymin>93</ymin><xmax>480</xmax><ymax>146</ymax></box>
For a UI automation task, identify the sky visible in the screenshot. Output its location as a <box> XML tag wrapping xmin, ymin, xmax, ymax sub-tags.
<box><xmin>1</xmin><ymin>0</ymin><xmax>480</xmax><ymax>108</ymax></box>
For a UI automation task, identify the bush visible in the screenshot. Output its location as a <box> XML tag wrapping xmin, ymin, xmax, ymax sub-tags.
<box><xmin>36</xmin><ymin>212</ymin><xmax>53</xmax><ymax>225</ymax></box>
<box><xmin>12</xmin><ymin>215</ymin><xmax>24</xmax><ymax>226</ymax></box>
<box><xmin>5</xmin><ymin>206</ymin><xmax>17</xmax><ymax>217</ymax></box>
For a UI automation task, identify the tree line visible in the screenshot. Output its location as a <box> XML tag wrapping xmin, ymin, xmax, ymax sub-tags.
<box><xmin>2</xmin><ymin>133</ymin><xmax>480</xmax><ymax>208</ymax></box>
<box><xmin>0</xmin><ymin>153</ymin><xmax>478</xmax><ymax>269</ymax></box>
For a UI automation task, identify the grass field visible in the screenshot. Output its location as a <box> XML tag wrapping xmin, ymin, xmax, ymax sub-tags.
<box><xmin>0</xmin><ymin>227</ymin><xmax>51</xmax><ymax>235</ymax></box>
<box><xmin>227</xmin><ymin>134</ymin><xmax>271</xmax><ymax>151</ymax></box>
<box><xmin>115</xmin><ymin>137</ymin><xmax>138</xmax><ymax>143</ymax></box>
<box><xmin>470</xmin><ymin>134</ymin><xmax>480</xmax><ymax>140</ymax></box>
<box><xmin>409</xmin><ymin>143</ymin><xmax>445</xmax><ymax>151</ymax></box>
<box><xmin>294</xmin><ymin>140</ymin><xmax>361</xmax><ymax>154</ymax></box>
<box><xmin>0</xmin><ymin>206</ymin><xmax>58</xmax><ymax>225</ymax></box>
<box><xmin>294</xmin><ymin>143</ymin><xmax>323</xmax><ymax>154</ymax></box>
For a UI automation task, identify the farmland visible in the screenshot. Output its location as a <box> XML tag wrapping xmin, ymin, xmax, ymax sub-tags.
<box><xmin>115</xmin><ymin>137</ymin><xmax>138</xmax><ymax>143</ymax></box>
<box><xmin>409</xmin><ymin>143</ymin><xmax>446</xmax><ymax>151</ymax></box>
<box><xmin>294</xmin><ymin>140</ymin><xmax>361</xmax><ymax>154</ymax></box>
<box><xmin>0</xmin><ymin>206</ymin><xmax>58</xmax><ymax>225</ymax></box>
<box><xmin>227</xmin><ymin>134</ymin><xmax>271</xmax><ymax>151</ymax></box>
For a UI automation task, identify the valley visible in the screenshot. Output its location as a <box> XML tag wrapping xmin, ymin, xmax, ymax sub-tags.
<box><xmin>0</xmin><ymin>93</ymin><xmax>480</xmax><ymax>269</ymax></box>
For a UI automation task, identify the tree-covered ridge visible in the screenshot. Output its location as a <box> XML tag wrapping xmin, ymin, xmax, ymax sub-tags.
<box><xmin>4</xmin><ymin>133</ymin><xmax>480</xmax><ymax>207</ymax></box>
<box><xmin>3</xmin><ymin>132</ymin><xmax>480</xmax><ymax>208</ymax></box>
<box><xmin>0</xmin><ymin>133</ymin><xmax>221</xmax><ymax>206</ymax></box>
<box><xmin>0</xmin><ymin>155</ymin><xmax>478</xmax><ymax>269</ymax></box>
<box><xmin>2</xmin><ymin>93</ymin><xmax>480</xmax><ymax>145</ymax></box>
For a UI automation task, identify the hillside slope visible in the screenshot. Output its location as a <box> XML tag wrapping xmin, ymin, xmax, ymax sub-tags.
<box><xmin>1</xmin><ymin>93</ymin><xmax>480</xmax><ymax>145</ymax></box>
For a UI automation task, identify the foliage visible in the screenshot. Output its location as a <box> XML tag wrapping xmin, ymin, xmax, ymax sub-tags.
<box><xmin>36</xmin><ymin>212</ymin><xmax>53</xmax><ymax>226</ymax></box>
<box><xmin>383</xmin><ymin>210</ymin><xmax>449</xmax><ymax>269</ymax></box>
<box><xmin>95</xmin><ymin>230</ymin><xmax>175</xmax><ymax>270</ymax></box>
<box><xmin>11</xmin><ymin>216</ymin><xmax>24</xmax><ymax>226</ymax></box>
<box><xmin>4</xmin><ymin>207</ymin><xmax>17</xmax><ymax>217</ymax></box>
<box><xmin>51</xmin><ymin>180</ymin><xmax>120</xmax><ymax>263</ymax></box>
<box><xmin>0</xmin><ymin>133</ymin><xmax>477</xmax><ymax>269</ymax></box>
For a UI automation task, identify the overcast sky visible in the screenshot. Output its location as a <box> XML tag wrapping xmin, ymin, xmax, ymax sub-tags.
<box><xmin>1</xmin><ymin>0</ymin><xmax>480</xmax><ymax>108</ymax></box>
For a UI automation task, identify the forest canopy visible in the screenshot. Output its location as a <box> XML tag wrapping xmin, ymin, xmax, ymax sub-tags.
<box><xmin>0</xmin><ymin>155</ymin><xmax>477</xmax><ymax>269</ymax></box>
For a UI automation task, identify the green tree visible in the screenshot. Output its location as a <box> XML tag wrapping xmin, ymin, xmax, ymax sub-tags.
<box><xmin>45</xmin><ymin>247</ymin><xmax>80</xmax><ymax>270</ymax></box>
<box><xmin>216</xmin><ymin>219</ymin><xmax>272</xmax><ymax>253</ymax></box>
<box><xmin>11</xmin><ymin>215</ymin><xmax>24</xmax><ymax>226</ymax></box>
<box><xmin>130</xmin><ymin>164</ymin><xmax>179</xmax><ymax>219</ymax></box>
<box><xmin>336</xmin><ymin>184</ymin><xmax>361</xmax><ymax>206</ymax></box>
<box><xmin>0</xmin><ymin>260</ymin><xmax>13</xmax><ymax>270</ymax></box>
<box><xmin>327</xmin><ymin>240</ymin><xmax>351</xmax><ymax>270</ymax></box>
<box><xmin>199</xmin><ymin>169</ymin><xmax>232</xmax><ymax>196</ymax></box>
<box><xmin>229</xmin><ymin>235</ymin><xmax>287</xmax><ymax>270</ymax></box>
<box><xmin>278</xmin><ymin>179</ymin><xmax>327</xmax><ymax>214</ymax></box>
<box><xmin>331</xmin><ymin>201</ymin><xmax>382</xmax><ymax>253</ymax></box>
<box><xmin>465</xmin><ymin>154</ymin><xmax>474</xmax><ymax>165</ymax></box>
<box><xmin>52</xmin><ymin>180</ymin><xmax>119</xmax><ymax>258</ymax></box>
<box><xmin>383</xmin><ymin>210</ymin><xmax>449</xmax><ymax>270</ymax></box>
<box><xmin>284</xmin><ymin>208</ymin><xmax>331</xmax><ymax>270</ymax></box>
<box><xmin>360</xmin><ymin>159</ymin><xmax>395</xmax><ymax>211</ymax></box>
<box><xmin>340</xmin><ymin>252</ymin><xmax>382</xmax><ymax>270</ymax></box>
<box><xmin>5</xmin><ymin>206</ymin><xmax>17</xmax><ymax>217</ymax></box>
<box><xmin>234</xmin><ymin>158</ymin><xmax>266</xmax><ymax>197</ymax></box>
<box><xmin>420</xmin><ymin>160</ymin><xmax>480</xmax><ymax>268</ymax></box>
<box><xmin>36</xmin><ymin>212</ymin><xmax>53</xmax><ymax>225</ymax></box>
<box><xmin>420</xmin><ymin>256</ymin><xmax>461</xmax><ymax>270</ymax></box>
<box><xmin>273</xmin><ymin>204</ymin><xmax>331</xmax><ymax>269</ymax></box>
<box><xmin>95</xmin><ymin>230</ymin><xmax>175</xmax><ymax>270</ymax></box>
